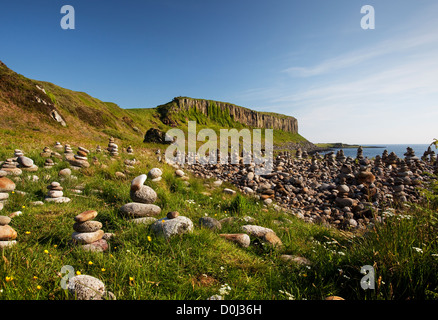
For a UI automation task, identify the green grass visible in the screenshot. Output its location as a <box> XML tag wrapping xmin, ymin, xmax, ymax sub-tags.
<box><xmin>1</xmin><ymin>142</ymin><xmax>437</xmax><ymax>300</ymax></box>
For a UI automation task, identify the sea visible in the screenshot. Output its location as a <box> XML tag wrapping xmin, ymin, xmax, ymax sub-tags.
<box><xmin>319</xmin><ymin>144</ymin><xmax>433</xmax><ymax>159</ymax></box>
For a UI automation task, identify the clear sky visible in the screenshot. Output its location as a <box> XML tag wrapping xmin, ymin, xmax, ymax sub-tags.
<box><xmin>1</xmin><ymin>0</ymin><xmax>437</xmax><ymax>144</ymax></box>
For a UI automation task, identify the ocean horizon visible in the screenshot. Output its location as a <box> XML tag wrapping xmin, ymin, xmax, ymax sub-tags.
<box><xmin>319</xmin><ymin>144</ymin><xmax>434</xmax><ymax>159</ymax></box>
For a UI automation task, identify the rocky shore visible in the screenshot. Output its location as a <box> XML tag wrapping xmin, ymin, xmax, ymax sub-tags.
<box><xmin>180</xmin><ymin>146</ymin><xmax>437</xmax><ymax>230</ymax></box>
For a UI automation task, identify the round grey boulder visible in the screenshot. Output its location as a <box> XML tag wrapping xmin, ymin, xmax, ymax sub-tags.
<box><xmin>67</xmin><ymin>275</ymin><xmax>106</xmax><ymax>300</ymax></box>
<box><xmin>130</xmin><ymin>185</ymin><xmax>157</xmax><ymax>204</ymax></box>
<box><xmin>150</xmin><ymin>216</ymin><xmax>194</xmax><ymax>239</ymax></box>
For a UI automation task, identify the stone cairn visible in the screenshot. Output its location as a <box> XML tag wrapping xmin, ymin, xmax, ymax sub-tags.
<box><xmin>44</xmin><ymin>181</ymin><xmax>71</xmax><ymax>203</ymax></box>
<box><xmin>107</xmin><ymin>137</ymin><xmax>119</xmax><ymax>157</ymax></box>
<box><xmin>0</xmin><ymin>158</ymin><xmax>22</xmax><ymax>176</ymax></box>
<box><xmin>356</xmin><ymin>146</ymin><xmax>364</xmax><ymax>161</ymax></box>
<box><xmin>0</xmin><ymin>215</ymin><xmax>17</xmax><ymax>249</ymax></box>
<box><xmin>67</xmin><ymin>147</ymin><xmax>90</xmax><ymax>169</ymax></box>
<box><xmin>40</xmin><ymin>146</ymin><xmax>53</xmax><ymax>158</ymax></box>
<box><xmin>54</xmin><ymin>142</ymin><xmax>63</xmax><ymax>151</ymax></box>
<box><xmin>126</xmin><ymin>145</ymin><xmax>134</xmax><ymax>154</ymax></box>
<box><xmin>44</xmin><ymin>158</ymin><xmax>55</xmax><ymax>169</ymax></box>
<box><xmin>71</xmin><ymin>210</ymin><xmax>108</xmax><ymax>252</ymax></box>
<box><xmin>17</xmin><ymin>155</ymin><xmax>38</xmax><ymax>172</ymax></box>
<box><xmin>64</xmin><ymin>144</ymin><xmax>74</xmax><ymax>159</ymax></box>
<box><xmin>336</xmin><ymin>149</ymin><xmax>346</xmax><ymax>163</ymax></box>
<box><xmin>119</xmin><ymin>174</ymin><xmax>161</xmax><ymax>224</ymax></box>
<box><xmin>95</xmin><ymin>145</ymin><xmax>102</xmax><ymax>153</ymax></box>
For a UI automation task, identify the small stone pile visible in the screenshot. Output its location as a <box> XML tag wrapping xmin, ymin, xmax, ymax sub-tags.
<box><xmin>0</xmin><ymin>158</ymin><xmax>22</xmax><ymax>176</ymax></box>
<box><xmin>119</xmin><ymin>174</ymin><xmax>161</xmax><ymax>223</ymax></box>
<box><xmin>40</xmin><ymin>147</ymin><xmax>52</xmax><ymax>157</ymax></box>
<box><xmin>0</xmin><ymin>215</ymin><xmax>17</xmax><ymax>249</ymax></box>
<box><xmin>17</xmin><ymin>155</ymin><xmax>38</xmax><ymax>172</ymax></box>
<box><xmin>126</xmin><ymin>145</ymin><xmax>134</xmax><ymax>154</ymax></box>
<box><xmin>71</xmin><ymin>210</ymin><xmax>108</xmax><ymax>252</ymax></box>
<box><xmin>68</xmin><ymin>147</ymin><xmax>90</xmax><ymax>169</ymax></box>
<box><xmin>44</xmin><ymin>181</ymin><xmax>71</xmax><ymax>203</ymax></box>
<box><xmin>54</xmin><ymin>142</ymin><xmax>63</xmax><ymax>151</ymax></box>
<box><xmin>14</xmin><ymin>149</ymin><xmax>24</xmax><ymax>157</ymax></box>
<box><xmin>356</xmin><ymin>146</ymin><xmax>364</xmax><ymax>161</ymax></box>
<box><xmin>64</xmin><ymin>144</ymin><xmax>74</xmax><ymax>159</ymax></box>
<box><xmin>44</xmin><ymin>158</ymin><xmax>55</xmax><ymax>169</ymax></box>
<box><xmin>107</xmin><ymin>137</ymin><xmax>119</xmax><ymax>157</ymax></box>
<box><xmin>95</xmin><ymin>145</ymin><xmax>102</xmax><ymax>153</ymax></box>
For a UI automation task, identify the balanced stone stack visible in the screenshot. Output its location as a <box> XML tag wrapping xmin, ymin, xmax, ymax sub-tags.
<box><xmin>72</xmin><ymin>210</ymin><xmax>108</xmax><ymax>252</ymax></box>
<box><xmin>44</xmin><ymin>181</ymin><xmax>71</xmax><ymax>203</ymax></box>
<box><xmin>119</xmin><ymin>174</ymin><xmax>161</xmax><ymax>223</ymax></box>
<box><xmin>43</xmin><ymin>158</ymin><xmax>55</xmax><ymax>169</ymax></box>
<box><xmin>356</xmin><ymin>146</ymin><xmax>364</xmax><ymax>161</ymax></box>
<box><xmin>96</xmin><ymin>145</ymin><xmax>102</xmax><ymax>153</ymax></box>
<box><xmin>336</xmin><ymin>150</ymin><xmax>346</xmax><ymax>163</ymax></box>
<box><xmin>40</xmin><ymin>147</ymin><xmax>52</xmax><ymax>158</ymax></box>
<box><xmin>54</xmin><ymin>142</ymin><xmax>63</xmax><ymax>151</ymax></box>
<box><xmin>126</xmin><ymin>146</ymin><xmax>134</xmax><ymax>154</ymax></box>
<box><xmin>393</xmin><ymin>178</ymin><xmax>407</xmax><ymax>202</ymax></box>
<box><xmin>14</xmin><ymin>149</ymin><xmax>24</xmax><ymax>157</ymax></box>
<box><xmin>107</xmin><ymin>138</ymin><xmax>119</xmax><ymax>157</ymax></box>
<box><xmin>17</xmin><ymin>155</ymin><xmax>38</xmax><ymax>172</ymax></box>
<box><xmin>68</xmin><ymin>147</ymin><xmax>90</xmax><ymax>169</ymax></box>
<box><xmin>0</xmin><ymin>158</ymin><xmax>22</xmax><ymax>176</ymax></box>
<box><xmin>295</xmin><ymin>148</ymin><xmax>302</xmax><ymax>159</ymax></box>
<box><xmin>404</xmin><ymin>147</ymin><xmax>420</xmax><ymax>163</ymax></box>
<box><xmin>385</xmin><ymin>152</ymin><xmax>398</xmax><ymax>166</ymax></box>
<box><xmin>0</xmin><ymin>215</ymin><xmax>17</xmax><ymax>249</ymax></box>
<box><xmin>64</xmin><ymin>144</ymin><xmax>74</xmax><ymax>160</ymax></box>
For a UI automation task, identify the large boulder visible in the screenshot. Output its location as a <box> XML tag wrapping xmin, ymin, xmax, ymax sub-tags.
<box><xmin>150</xmin><ymin>216</ymin><xmax>194</xmax><ymax>239</ymax></box>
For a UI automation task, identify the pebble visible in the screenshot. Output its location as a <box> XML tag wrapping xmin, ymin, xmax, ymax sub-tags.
<box><xmin>241</xmin><ymin>225</ymin><xmax>274</xmax><ymax>238</ymax></box>
<box><xmin>0</xmin><ymin>225</ymin><xmax>17</xmax><ymax>241</ymax></box>
<box><xmin>119</xmin><ymin>203</ymin><xmax>162</xmax><ymax>218</ymax></box>
<box><xmin>199</xmin><ymin>216</ymin><xmax>222</xmax><ymax>231</ymax></box>
<box><xmin>167</xmin><ymin>211</ymin><xmax>180</xmax><ymax>219</ymax></box>
<box><xmin>219</xmin><ymin>234</ymin><xmax>251</xmax><ymax>248</ymax></box>
<box><xmin>72</xmin><ymin>230</ymin><xmax>104</xmax><ymax>244</ymax></box>
<box><xmin>74</xmin><ymin>210</ymin><xmax>98</xmax><ymax>223</ymax></box>
<box><xmin>73</xmin><ymin>221</ymin><xmax>103</xmax><ymax>233</ymax></box>
<box><xmin>148</xmin><ymin>168</ymin><xmax>163</xmax><ymax>179</ymax></box>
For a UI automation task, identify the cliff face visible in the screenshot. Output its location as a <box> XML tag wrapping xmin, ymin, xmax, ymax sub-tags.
<box><xmin>163</xmin><ymin>97</ymin><xmax>298</xmax><ymax>133</ymax></box>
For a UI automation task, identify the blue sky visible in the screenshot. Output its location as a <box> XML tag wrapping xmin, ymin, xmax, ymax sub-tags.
<box><xmin>1</xmin><ymin>0</ymin><xmax>437</xmax><ymax>144</ymax></box>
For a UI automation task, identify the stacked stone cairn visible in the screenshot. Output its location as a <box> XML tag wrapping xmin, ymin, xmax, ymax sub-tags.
<box><xmin>0</xmin><ymin>215</ymin><xmax>17</xmax><ymax>249</ymax></box>
<box><xmin>356</xmin><ymin>146</ymin><xmax>364</xmax><ymax>161</ymax></box>
<box><xmin>40</xmin><ymin>146</ymin><xmax>52</xmax><ymax>158</ymax></box>
<box><xmin>44</xmin><ymin>158</ymin><xmax>55</xmax><ymax>169</ymax></box>
<box><xmin>119</xmin><ymin>174</ymin><xmax>161</xmax><ymax>224</ymax></box>
<box><xmin>54</xmin><ymin>142</ymin><xmax>63</xmax><ymax>151</ymax></box>
<box><xmin>107</xmin><ymin>137</ymin><xmax>119</xmax><ymax>157</ymax></box>
<box><xmin>96</xmin><ymin>145</ymin><xmax>102</xmax><ymax>153</ymax></box>
<box><xmin>44</xmin><ymin>181</ymin><xmax>71</xmax><ymax>203</ymax></box>
<box><xmin>71</xmin><ymin>210</ymin><xmax>108</xmax><ymax>252</ymax></box>
<box><xmin>64</xmin><ymin>144</ymin><xmax>74</xmax><ymax>159</ymax></box>
<box><xmin>126</xmin><ymin>145</ymin><xmax>134</xmax><ymax>154</ymax></box>
<box><xmin>67</xmin><ymin>147</ymin><xmax>90</xmax><ymax>169</ymax></box>
<box><xmin>17</xmin><ymin>155</ymin><xmax>38</xmax><ymax>172</ymax></box>
<box><xmin>0</xmin><ymin>158</ymin><xmax>22</xmax><ymax>176</ymax></box>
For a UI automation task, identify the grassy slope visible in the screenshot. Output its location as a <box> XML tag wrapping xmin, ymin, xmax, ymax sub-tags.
<box><xmin>1</xmin><ymin>143</ymin><xmax>437</xmax><ymax>300</ymax></box>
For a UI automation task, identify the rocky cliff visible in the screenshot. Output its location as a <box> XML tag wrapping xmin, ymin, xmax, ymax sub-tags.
<box><xmin>159</xmin><ymin>97</ymin><xmax>298</xmax><ymax>133</ymax></box>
